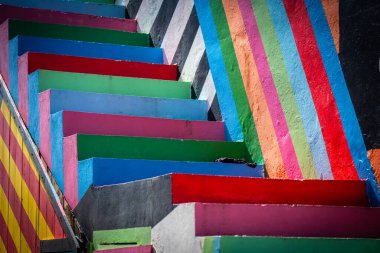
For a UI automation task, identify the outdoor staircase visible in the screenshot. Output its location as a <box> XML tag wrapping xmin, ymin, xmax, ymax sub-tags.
<box><xmin>0</xmin><ymin>0</ymin><xmax>379</xmax><ymax>252</ymax></box>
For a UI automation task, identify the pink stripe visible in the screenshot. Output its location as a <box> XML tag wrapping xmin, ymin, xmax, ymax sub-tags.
<box><xmin>237</xmin><ymin>0</ymin><xmax>302</xmax><ymax>178</ymax></box>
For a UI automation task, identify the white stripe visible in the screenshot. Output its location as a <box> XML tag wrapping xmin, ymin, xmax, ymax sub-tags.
<box><xmin>179</xmin><ymin>27</ymin><xmax>205</xmax><ymax>82</ymax></box>
<box><xmin>136</xmin><ymin>0</ymin><xmax>164</xmax><ymax>33</ymax></box>
<box><xmin>115</xmin><ymin>0</ymin><xmax>129</xmax><ymax>6</ymax></box>
<box><xmin>161</xmin><ymin>0</ymin><xmax>194</xmax><ymax>64</ymax></box>
<box><xmin>199</xmin><ymin>71</ymin><xmax>216</xmax><ymax>110</ymax></box>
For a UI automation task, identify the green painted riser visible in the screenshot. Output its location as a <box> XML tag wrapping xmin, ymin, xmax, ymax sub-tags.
<box><xmin>35</xmin><ymin>70</ymin><xmax>191</xmax><ymax>99</ymax></box>
<box><xmin>76</xmin><ymin>135</ymin><xmax>251</xmax><ymax>162</ymax></box>
<box><xmin>93</xmin><ymin>227</ymin><xmax>151</xmax><ymax>251</ymax></box>
<box><xmin>7</xmin><ymin>20</ymin><xmax>149</xmax><ymax>46</ymax></box>
<box><xmin>203</xmin><ymin>236</ymin><xmax>380</xmax><ymax>253</ymax></box>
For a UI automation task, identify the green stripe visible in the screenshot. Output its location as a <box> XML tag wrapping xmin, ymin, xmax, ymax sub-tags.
<box><xmin>9</xmin><ymin>20</ymin><xmax>149</xmax><ymax>46</ymax></box>
<box><xmin>218</xmin><ymin>236</ymin><xmax>380</xmax><ymax>253</ymax></box>
<box><xmin>93</xmin><ymin>227</ymin><xmax>151</xmax><ymax>250</ymax></box>
<box><xmin>37</xmin><ymin>70</ymin><xmax>191</xmax><ymax>99</ymax></box>
<box><xmin>209</xmin><ymin>0</ymin><xmax>263</xmax><ymax>164</ymax></box>
<box><xmin>251</xmin><ymin>0</ymin><xmax>317</xmax><ymax>178</ymax></box>
<box><xmin>76</xmin><ymin>135</ymin><xmax>252</xmax><ymax>162</ymax></box>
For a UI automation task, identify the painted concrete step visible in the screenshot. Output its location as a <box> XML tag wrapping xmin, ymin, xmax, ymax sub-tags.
<box><xmin>49</xmin><ymin>111</ymin><xmax>226</xmax><ymax>191</ymax></box>
<box><xmin>93</xmin><ymin>227</ymin><xmax>151</xmax><ymax>251</ymax></box>
<box><xmin>8</xmin><ymin>37</ymin><xmax>164</xmax><ymax>101</ymax></box>
<box><xmin>77</xmin><ymin>158</ymin><xmax>262</xmax><ymax>202</ymax></box>
<box><xmin>74</xmin><ymin>174</ymin><xmax>367</xmax><ymax>238</ymax></box>
<box><xmin>93</xmin><ymin>246</ymin><xmax>153</xmax><ymax>253</ymax></box>
<box><xmin>201</xmin><ymin>236</ymin><xmax>380</xmax><ymax>253</ymax></box>
<box><xmin>151</xmin><ymin>203</ymin><xmax>380</xmax><ymax>252</ymax></box>
<box><xmin>31</xmin><ymin>89</ymin><xmax>207</xmax><ymax>146</ymax></box>
<box><xmin>68</xmin><ymin>0</ymin><xmax>115</xmax><ymax>4</ymax></box>
<box><xmin>0</xmin><ymin>18</ymin><xmax>153</xmax><ymax>91</ymax></box>
<box><xmin>66</xmin><ymin>137</ymin><xmax>250</xmax><ymax>207</ymax></box>
<box><xmin>0</xmin><ymin>4</ymin><xmax>136</xmax><ymax>32</ymax></box>
<box><xmin>19</xmin><ymin>59</ymin><xmax>184</xmax><ymax>124</ymax></box>
<box><xmin>0</xmin><ymin>0</ymin><xmax>126</xmax><ymax>18</ymax></box>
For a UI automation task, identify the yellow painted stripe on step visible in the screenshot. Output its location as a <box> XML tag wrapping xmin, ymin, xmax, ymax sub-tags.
<box><xmin>0</xmin><ymin>136</ymin><xmax>54</xmax><ymax>240</ymax></box>
<box><xmin>0</xmin><ymin>185</ymin><xmax>31</xmax><ymax>253</ymax></box>
<box><xmin>0</xmin><ymin>234</ymin><xmax>7</xmax><ymax>253</ymax></box>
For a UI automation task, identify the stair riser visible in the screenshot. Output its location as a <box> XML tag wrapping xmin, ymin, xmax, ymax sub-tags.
<box><xmin>18</xmin><ymin>54</ymin><xmax>184</xmax><ymax>125</ymax></box>
<box><xmin>0</xmin><ymin>0</ymin><xmax>126</xmax><ymax>18</ymax></box>
<box><xmin>0</xmin><ymin>5</ymin><xmax>136</xmax><ymax>32</ymax></box>
<box><xmin>195</xmin><ymin>203</ymin><xmax>380</xmax><ymax>238</ymax></box>
<box><xmin>77</xmin><ymin>159</ymin><xmax>263</xmax><ymax>201</ymax></box>
<box><xmin>49</xmin><ymin>111</ymin><xmax>224</xmax><ymax>192</ymax></box>
<box><xmin>93</xmin><ymin>246</ymin><xmax>153</xmax><ymax>253</ymax></box>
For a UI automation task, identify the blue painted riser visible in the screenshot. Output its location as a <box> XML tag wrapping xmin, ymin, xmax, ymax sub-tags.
<box><xmin>0</xmin><ymin>0</ymin><xmax>125</xmax><ymax>18</ymax></box>
<box><xmin>77</xmin><ymin>158</ymin><xmax>264</xmax><ymax>200</ymax></box>
<box><xmin>29</xmin><ymin>89</ymin><xmax>208</xmax><ymax>147</ymax></box>
<box><xmin>9</xmin><ymin>35</ymin><xmax>163</xmax><ymax>103</ymax></box>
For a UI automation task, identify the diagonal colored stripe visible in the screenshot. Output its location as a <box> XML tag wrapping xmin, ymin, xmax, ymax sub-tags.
<box><xmin>266</xmin><ymin>0</ymin><xmax>332</xmax><ymax>179</ymax></box>
<box><xmin>220</xmin><ymin>0</ymin><xmax>286</xmax><ymax>178</ymax></box>
<box><xmin>0</xmin><ymin>135</ymin><xmax>54</xmax><ymax>240</ymax></box>
<box><xmin>0</xmin><ymin>101</ymin><xmax>63</xmax><ymax>237</ymax></box>
<box><xmin>0</xmin><ymin>206</ymin><xmax>18</xmax><ymax>253</ymax></box>
<box><xmin>304</xmin><ymin>0</ymin><xmax>379</xmax><ymax>203</ymax></box>
<box><xmin>283</xmin><ymin>0</ymin><xmax>358</xmax><ymax>180</ymax></box>
<box><xmin>250</xmin><ymin>0</ymin><xmax>317</xmax><ymax>179</ymax></box>
<box><xmin>0</xmin><ymin>160</ymin><xmax>39</xmax><ymax>251</ymax></box>
<box><xmin>0</xmin><ymin>234</ymin><xmax>7</xmax><ymax>253</ymax></box>
<box><xmin>236</xmin><ymin>0</ymin><xmax>302</xmax><ymax>178</ymax></box>
<box><xmin>193</xmin><ymin>0</ymin><xmax>244</xmax><ymax>142</ymax></box>
<box><xmin>0</xmin><ymin>185</ymin><xmax>32</xmax><ymax>253</ymax></box>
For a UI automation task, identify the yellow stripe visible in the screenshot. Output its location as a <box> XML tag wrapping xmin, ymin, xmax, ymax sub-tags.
<box><xmin>0</xmin><ymin>185</ymin><xmax>32</xmax><ymax>253</ymax></box>
<box><xmin>0</xmin><ymin>136</ymin><xmax>54</xmax><ymax>240</ymax></box>
<box><xmin>0</xmin><ymin>234</ymin><xmax>7</xmax><ymax>253</ymax></box>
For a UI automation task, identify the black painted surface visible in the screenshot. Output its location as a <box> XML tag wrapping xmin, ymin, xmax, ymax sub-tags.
<box><xmin>172</xmin><ymin>6</ymin><xmax>199</xmax><ymax>73</ymax></box>
<box><xmin>40</xmin><ymin>239</ymin><xmax>73</xmax><ymax>253</ymax></box>
<box><xmin>192</xmin><ymin>51</ymin><xmax>209</xmax><ymax>99</ymax></box>
<box><xmin>74</xmin><ymin>175</ymin><xmax>173</xmax><ymax>240</ymax></box>
<box><xmin>208</xmin><ymin>95</ymin><xmax>222</xmax><ymax>121</ymax></box>
<box><xmin>149</xmin><ymin>0</ymin><xmax>179</xmax><ymax>47</ymax></box>
<box><xmin>126</xmin><ymin>0</ymin><xmax>143</xmax><ymax>19</ymax></box>
<box><xmin>340</xmin><ymin>0</ymin><xmax>380</xmax><ymax>149</ymax></box>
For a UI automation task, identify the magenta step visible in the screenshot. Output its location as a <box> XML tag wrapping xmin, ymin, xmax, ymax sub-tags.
<box><xmin>93</xmin><ymin>246</ymin><xmax>153</xmax><ymax>253</ymax></box>
<box><xmin>0</xmin><ymin>4</ymin><xmax>137</xmax><ymax>32</ymax></box>
<box><xmin>154</xmin><ymin>203</ymin><xmax>380</xmax><ymax>239</ymax></box>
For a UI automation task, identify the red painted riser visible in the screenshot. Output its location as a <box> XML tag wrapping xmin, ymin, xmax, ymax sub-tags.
<box><xmin>194</xmin><ymin>203</ymin><xmax>380</xmax><ymax>238</ymax></box>
<box><xmin>0</xmin><ymin>4</ymin><xmax>137</xmax><ymax>32</ymax></box>
<box><xmin>171</xmin><ymin>174</ymin><xmax>368</xmax><ymax>206</ymax></box>
<box><xmin>18</xmin><ymin>52</ymin><xmax>178</xmax><ymax>125</ymax></box>
<box><xmin>93</xmin><ymin>246</ymin><xmax>153</xmax><ymax>253</ymax></box>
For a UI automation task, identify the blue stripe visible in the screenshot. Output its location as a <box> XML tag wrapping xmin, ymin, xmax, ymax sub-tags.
<box><xmin>0</xmin><ymin>0</ymin><xmax>125</xmax><ymax>18</ymax></box>
<box><xmin>194</xmin><ymin>0</ymin><xmax>243</xmax><ymax>141</ymax></box>
<box><xmin>267</xmin><ymin>0</ymin><xmax>332</xmax><ymax>179</ymax></box>
<box><xmin>305</xmin><ymin>0</ymin><xmax>380</xmax><ymax>205</ymax></box>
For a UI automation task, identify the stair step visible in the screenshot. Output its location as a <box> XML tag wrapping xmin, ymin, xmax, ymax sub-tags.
<box><xmin>77</xmin><ymin>158</ymin><xmax>262</xmax><ymax>201</ymax></box>
<box><xmin>8</xmin><ymin>37</ymin><xmax>165</xmax><ymax>102</ymax></box>
<box><xmin>20</xmin><ymin>61</ymin><xmax>185</xmax><ymax>124</ymax></box>
<box><xmin>31</xmin><ymin>89</ymin><xmax>207</xmax><ymax>146</ymax></box>
<box><xmin>93</xmin><ymin>246</ymin><xmax>153</xmax><ymax>253</ymax></box>
<box><xmin>0</xmin><ymin>4</ymin><xmax>137</xmax><ymax>32</ymax></box>
<box><xmin>66</xmin><ymin>136</ymin><xmax>249</xmax><ymax>207</ymax></box>
<box><xmin>74</xmin><ymin>0</ymin><xmax>115</xmax><ymax>4</ymax></box>
<box><xmin>151</xmin><ymin>203</ymin><xmax>380</xmax><ymax>251</ymax></box>
<box><xmin>48</xmin><ymin>111</ymin><xmax>225</xmax><ymax>190</ymax></box>
<box><xmin>0</xmin><ymin>0</ymin><xmax>126</xmax><ymax>18</ymax></box>
<box><xmin>201</xmin><ymin>236</ymin><xmax>380</xmax><ymax>253</ymax></box>
<box><xmin>74</xmin><ymin>174</ymin><xmax>367</xmax><ymax>238</ymax></box>
<box><xmin>93</xmin><ymin>227</ymin><xmax>151</xmax><ymax>250</ymax></box>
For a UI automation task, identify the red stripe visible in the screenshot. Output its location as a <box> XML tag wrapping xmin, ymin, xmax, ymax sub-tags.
<box><xmin>282</xmin><ymin>0</ymin><xmax>358</xmax><ymax>179</ymax></box>
<box><xmin>0</xmin><ymin>205</ymin><xmax>18</xmax><ymax>253</ymax></box>
<box><xmin>0</xmin><ymin>161</ymin><xmax>39</xmax><ymax>252</ymax></box>
<box><xmin>0</xmin><ymin>110</ymin><xmax>64</xmax><ymax>238</ymax></box>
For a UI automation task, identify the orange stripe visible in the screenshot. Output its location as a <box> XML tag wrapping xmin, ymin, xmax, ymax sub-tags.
<box><xmin>222</xmin><ymin>0</ymin><xmax>287</xmax><ymax>178</ymax></box>
<box><xmin>321</xmin><ymin>0</ymin><xmax>339</xmax><ymax>53</ymax></box>
<box><xmin>368</xmin><ymin>150</ymin><xmax>380</xmax><ymax>186</ymax></box>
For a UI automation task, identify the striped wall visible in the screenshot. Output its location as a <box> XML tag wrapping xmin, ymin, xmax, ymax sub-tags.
<box><xmin>0</xmin><ymin>95</ymin><xmax>65</xmax><ymax>252</ymax></box>
<box><xmin>116</xmin><ymin>0</ymin><xmax>224</xmax><ymax>125</ymax></box>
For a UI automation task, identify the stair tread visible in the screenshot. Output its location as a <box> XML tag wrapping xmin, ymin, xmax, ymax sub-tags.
<box><xmin>0</xmin><ymin>0</ymin><xmax>126</xmax><ymax>18</ymax></box>
<box><xmin>93</xmin><ymin>245</ymin><xmax>153</xmax><ymax>253</ymax></box>
<box><xmin>0</xmin><ymin>4</ymin><xmax>137</xmax><ymax>32</ymax></box>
